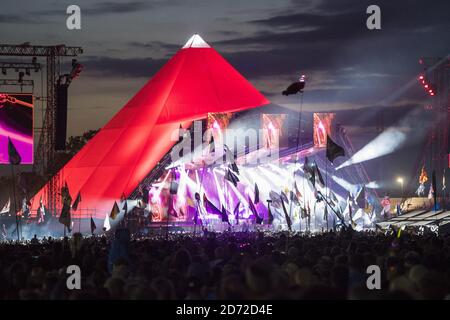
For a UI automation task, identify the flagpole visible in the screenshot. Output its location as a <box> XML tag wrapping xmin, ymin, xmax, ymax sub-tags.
<box><xmin>292</xmin><ymin>90</ymin><xmax>304</xmax><ymax>233</ymax></box>
<box><xmin>10</xmin><ymin>164</ymin><xmax>20</xmax><ymax>241</ymax></box>
<box><xmin>78</xmin><ymin>205</ymin><xmax>81</xmax><ymax>234</ymax></box>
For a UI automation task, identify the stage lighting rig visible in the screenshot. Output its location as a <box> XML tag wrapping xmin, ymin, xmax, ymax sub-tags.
<box><xmin>69</xmin><ymin>59</ymin><xmax>83</xmax><ymax>82</ymax></box>
<box><xmin>418</xmin><ymin>74</ymin><xmax>436</xmax><ymax>96</ymax></box>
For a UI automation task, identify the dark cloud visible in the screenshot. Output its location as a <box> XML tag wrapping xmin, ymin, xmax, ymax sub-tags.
<box><xmin>35</xmin><ymin>0</ymin><xmax>183</xmax><ymax>16</ymax></box>
<box><xmin>83</xmin><ymin>1</ymin><xmax>154</xmax><ymax>15</ymax></box>
<box><xmin>81</xmin><ymin>55</ymin><xmax>167</xmax><ymax>78</ymax></box>
<box><xmin>0</xmin><ymin>14</ymin><xmax>40</xmax><ymax>24</ymax></box>
<box><xmin>128</xmin><ymin>41</ymin><xmax>179</xmax><ymax>56</ymax></box>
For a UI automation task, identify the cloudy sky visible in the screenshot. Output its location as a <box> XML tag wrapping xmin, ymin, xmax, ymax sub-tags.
<box><xmin>0</xmin><ymin>0</ymin><xmax>449</xmax><ymax>189</ymax></box>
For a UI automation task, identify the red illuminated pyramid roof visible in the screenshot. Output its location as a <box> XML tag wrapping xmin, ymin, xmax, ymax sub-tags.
<box><xmin>31</xmin><ymin>34</ymin><xmax>269</xmax><ymax>217</ymax></box>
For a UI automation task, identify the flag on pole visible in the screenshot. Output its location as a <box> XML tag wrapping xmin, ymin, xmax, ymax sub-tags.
<box><xmin>225</xmin><ymin>169</ymin><xmax>239</xmax><ymax>187</ymax></box>
<box><xmin>301</xmin><ymin>206</ymin><xmax>307</xmax><ymax>219</ymax></box>
<box><xmin>432</xmin><ymin>170</ymin><xmax>437</xmax><ymax>208</ymax></box>
<box><xmin>419</xmin><ymin>166</ymin><xmax>428</xmax><ymax>184</ymax></box>
<box><xmin>186</xmin><ymin>196</ymin><xmax>195</xmax><ymax>208</ymax></box>
<box><xmin>416</xmin><ymin>183</ymin><xmax>426</xmax><ymax>196</ymax></box>
<box><xmin>290</xmin><ymin>191</ymin><xmax>300</xmax><ymax>206</ymax></box>
<box><xmin>304</xmin><ymin>157</ymin><xmax>316</xmax><ymax>186</ymax></box>
<box><xmin>428</xmin><ymin>183</ymin><xmax>434</xmax><ymax>200</ymax></box>
<box><xmin>233</xmin><ymin>201</ymin><xmax>241</xmax><ymax>225</ymax></box>
<box><xmin>103</xmin><ymin>212</ymin><xmax>110</xmax><ymax>231</ymax></box>
<box><xmin>37</xmin><ymin>196</ymin><xmax>45</xmax><ymax>224</ymax></box>
<box><xmin>254</xmin><ymin>183</ymin><xmax>260</xmax><ymax>204</ymax></box>
<box><xmin>314</xmin><ymin>161</ymin><xmax>325</xmax><ymax>187</ymax></box>
<box><xmin>90</xmin><ymin>216</ymin><xmax>97</xmax><ymax>234</ymax></box>
<box><xmin>323</xmin><ymin>204</ymin><xmax>328</xmax><ymax>221</ymax></box>
<box><xmin>221</xmin><ymin>205</ymin><xmax>230</xmax><ymax>225</ymax></box>
<box><xmin>280</xmin><ymin>196</ymin><xmax>292</xmax><ymax>231</ymax></box>
<box><xmin>269</xmin><ymin>191</ymin><xmax>282</xmax><ymax>209</ymax></box>
<box><xmin>248</xmin><ymin>195</ymin><xmax>263</xmax><ymax>224</ymax></box>
<box><xmin>203</xmin><ymin>194</ymin><xmax>222</xmax><ymax>216</ymax></box>
<box><xmin>267</xmin><ymin>203</ymin><xmax>274</xmax><ymax>225</ymax></box>
<box><xmin>0</xmin><ymin>198</ymin><xmax>10</xmax><ymax>214</ymax></box>
<box><xmin>72</xmin><ymin>192</ymin><xmax>81</xmax><ymax>211</ymax></box>
<box><xmin>168</xmin><ymin>197</ymin><xmax>178</xmax><ymax>217</ymax></box>
<box><xmin>7</xmin><ymin>137</ymin><xmax>21</xmax><ymax>165</ymax></box>
<box><xmin>280</xmin><ymin>191</ymin><xmax>289</xmax><ymax>205</ymax></box>
<box><xmin>355</xmin><ymin>186</ymin><xmax>366</xmax><ymax>209</ymax></box>
<box><xmin>381</xmin><ymin>195</ymin><xmax>391</xmax><ymax>216</ymax></box>
<box><xmin>396</xmin><ymin>203</ymin><xmax>402</xmax><ymax>216</ymax></box>
<box><xmin>122</xmin><ymin>200</ymin><xmax>128</xmax><ymax>215</ymax></box>
<box><xmin>208</xmin><ymin>135</ymin><xmax>215</xmax><ymax>153</ymax></box>
<box><xmin>59</xmin><ymin>194</ymin><xmax>72</xmax><ymax>231</ymax></box>
<box><xmin>443</xmin><ymin>169</ymin><xmax>446</xmax><ymax>191</ymax></box>
<box><xmin>110</xmin><ymin>201</ymin><xmax>120</xmax><ymax>220</ymax></box>
<box><xmin>230</xmin><ymin>163</ymin><xmax>240</xmax><ymax>175</ymax></box>
<box><xmin>326</xmin><ymin>135</ymin><xmax>345</xmax><ymax>163</ymax></box>
<box><xmin>344</xmin><ymin>195</ymin><xmax>354</xmax><ymax>225</ymax></box>
<box><xmin>294</xmin><ymin>181</ymin><xmax>302</xmax><ymax>199</ymax></box>
<box><xmin>417</xmin><ymin>166</ymin><xmax>428</xmax><ymax>196</ymax></box>
<box><xmin>224</xmin><ymin>144</ymin><xmax>235</xmax><ymax>165</ymax></box>
<box><xmin>329</xmin><ymin>191</ymin><xmax>338</xmax><ymax>206</ymax></box>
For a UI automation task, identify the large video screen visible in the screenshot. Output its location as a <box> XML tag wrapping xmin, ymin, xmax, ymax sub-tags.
<box><xmin>313</xmin><ymin>113</ymin><xmax>335</xmax><ymax>148</ymax></box>
<box><xmin>206</xmin><ymin>112</ymin><xmax>232</xmax><ymax>143</ymax></box>
<box><xmin>261</xmin><ymin>114</ymin><xmax>287</xmax><ymax>149</ymax></box>
<box><xmin>0</xmin><ymin>93</ymin><xmax>34</xmax><ymax>164</ymax></box>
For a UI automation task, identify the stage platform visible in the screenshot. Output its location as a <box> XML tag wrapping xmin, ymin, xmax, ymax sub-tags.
<box><xmin>376</xmin><ymin>209</ymin><xmax>450</xmax><ymax>234</ymax></box>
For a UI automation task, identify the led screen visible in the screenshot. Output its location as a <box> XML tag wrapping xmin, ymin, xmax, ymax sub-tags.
<box><xmin>0</xmin><ymin>93</ymin><xmax>34</xmax><ymax>164</ymax></box>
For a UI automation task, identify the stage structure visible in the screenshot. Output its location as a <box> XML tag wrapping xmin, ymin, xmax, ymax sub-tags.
<box><xmin>29</xmin><ymin>34</ymin><xmax>269</xmax><ymax>222</ymax></box>
<box><xmin>124</xmin><ymin>104</ymin><xmax>380</xmax><ymax>233</ymax></box>
<box><xmin>22</xmin><ymin>35</ymin><xmax>380</xmax><ymax>235</ymax></box>
<box><xmin>0</xmin><ymin>43</ymin><xmax>83</xmax><ymax>217</ymax></box>
<box><xmin>0</xmin><ymin>93</ymin><xmax>34</xmax><ymax>164</ymax></box>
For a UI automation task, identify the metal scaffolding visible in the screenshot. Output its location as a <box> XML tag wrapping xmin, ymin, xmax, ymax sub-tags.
<box><xmin>0</xmin><ymin>43</ymin><xmax>83</xmax><ymax>215</ymax></box>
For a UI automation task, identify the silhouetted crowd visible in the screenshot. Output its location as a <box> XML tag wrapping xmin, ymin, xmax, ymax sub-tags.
<box><xmin>0</xmin><ymin>229</ymin><xmax>449</xmax><ymax>300</ymax></box>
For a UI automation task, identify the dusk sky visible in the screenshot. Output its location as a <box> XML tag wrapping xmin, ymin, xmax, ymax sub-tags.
<box><xmin>1</xmin><ymin>0</ymin><xmax>449</xmax><ymax>187</ymax></box>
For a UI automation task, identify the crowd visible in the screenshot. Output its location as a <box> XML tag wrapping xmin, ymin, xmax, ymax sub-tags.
<box><xmin>0</xmin><ymin>228</ymin><xmax>449</xmax><ymax>300</ymax></box>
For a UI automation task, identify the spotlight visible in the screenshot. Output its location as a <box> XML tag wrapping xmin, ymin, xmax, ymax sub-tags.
<box><xmin>419</xmin><ymin>75</ymin><xmax>424</xmax><ymax>80</ymax></box>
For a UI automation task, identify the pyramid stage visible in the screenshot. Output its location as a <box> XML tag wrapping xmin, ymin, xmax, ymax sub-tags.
<box><xmin>11</xmin><ymin>35</ymin><xmax>364</xmax><ymax>239</ymax></box>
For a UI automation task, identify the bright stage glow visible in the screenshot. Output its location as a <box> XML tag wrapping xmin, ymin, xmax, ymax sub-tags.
<box><xmin>365</xmin><ymin>181</ymin><xmax>380</xmax><ymax>189</ymax></box>
<box><xmin>336</xmin><ymin>127</ymin><xmax>407</xmax><ymax>170</ymax></box>
<box><xmin>331</xmin><ymin>175</ymin><xmax>358</xmax><ymax>195</ymax></box>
